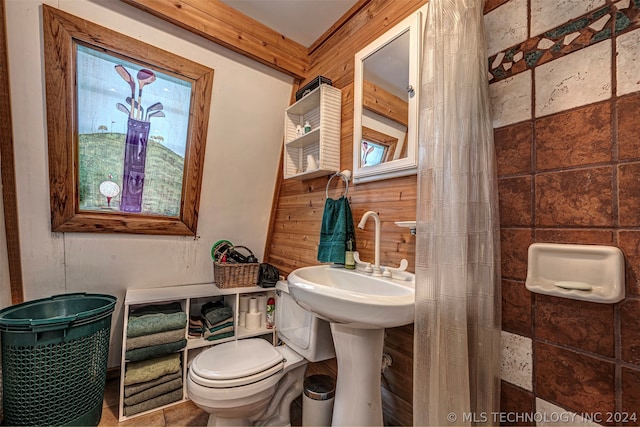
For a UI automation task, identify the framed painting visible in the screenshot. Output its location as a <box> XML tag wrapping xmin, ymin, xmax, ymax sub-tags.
<box><xmin>43</xmin><ymin>5</ymin><xmax>213</xmax><ymax>235</ymax></box>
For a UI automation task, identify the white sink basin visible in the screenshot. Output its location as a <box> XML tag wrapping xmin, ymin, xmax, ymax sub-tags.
<box><xmin>287</xmin><ymin>265</ymin><xmax>415</xmax><ymax>329</ymax></box>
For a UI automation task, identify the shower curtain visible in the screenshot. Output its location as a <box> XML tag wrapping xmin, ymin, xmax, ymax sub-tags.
<box><xmin>413</xmin><ymin>0</ymin><xmax>501</xmax><ymax>425</ymax></box>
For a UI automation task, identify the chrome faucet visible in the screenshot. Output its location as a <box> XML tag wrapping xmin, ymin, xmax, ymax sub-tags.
<box><xmin>358</xmin><ymin>211</ymin><xmax>382</xmax><ymax>276</ymax></box>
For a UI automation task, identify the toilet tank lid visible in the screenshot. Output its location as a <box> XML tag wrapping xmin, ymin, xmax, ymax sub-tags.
<box><xmin>276</xmin><ymin>280</ymin><xmax>289</xmax><ymax>292</ymax></box>
<box><xmin>191</xmin><ymin>339</ymin><xmax>284</xmax><ymax>380</ymax></box>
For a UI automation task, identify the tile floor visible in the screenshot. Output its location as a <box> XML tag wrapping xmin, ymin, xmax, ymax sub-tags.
<box><xmin>98</xmin><ymin>377</ymin><xmax>303</xmax><ymax>427</ymax></box>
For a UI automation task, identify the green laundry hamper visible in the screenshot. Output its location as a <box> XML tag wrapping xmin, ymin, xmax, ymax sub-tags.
<box><xmin>0</xmin><ymin>293</ymin><xmax>117</xmax><ymax>426</ymax></box>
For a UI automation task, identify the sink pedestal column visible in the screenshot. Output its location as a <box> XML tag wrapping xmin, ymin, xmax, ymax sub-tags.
<box><xmin>330</xmin><ymin>324</ymin><xmax>385</xmax><ymax>426</ymax></box>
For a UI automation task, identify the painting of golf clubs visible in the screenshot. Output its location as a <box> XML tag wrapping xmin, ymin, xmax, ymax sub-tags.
<box><xmin>76</xmin><ymin>44</ymin><xmax>192</xmax><ymax>216</ymax></box>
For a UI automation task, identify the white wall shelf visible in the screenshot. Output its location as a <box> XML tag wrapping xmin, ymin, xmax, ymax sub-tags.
<box><xmin>283</xmin><ymin>85</ymin><xmax>341</xmax><ymax>180</ymax></box>
<box><xmin>118</xmin><ymin>283</ymin><xmax>276</xmax><ymax>422</ymax></box>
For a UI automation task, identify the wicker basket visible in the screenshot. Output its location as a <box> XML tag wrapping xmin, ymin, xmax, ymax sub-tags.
<box><xmin>213</xmin><ymin>246</ymin><xmax>259</xmax><ymax>288</ymax></box>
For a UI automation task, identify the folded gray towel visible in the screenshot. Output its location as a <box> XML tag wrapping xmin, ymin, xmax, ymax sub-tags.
<box><xmin>124</xmin><ymin>371</ymin><xmax>182</xmax><ymax>398</ymax></box>
<box><xmin>126</xmin><ymin>329</ymin><xmax>185</xmax><ymax>351</ymax></box>
<box><xmin>123</xmin><ymin>388</ymin><xmax>183</xmax><ymax>416</ymax></box>
<box><xmin>127</xmin><ymin>312</ymin><xmax>187</xmax><ymax>338</ymax></box>
<box><xmin>124</xmin><ymin>377</ymin><xmax>183</xmax><ymax>406</ymax></box>
<box><xmin>125</xmin><ymin>339</ymin><xmax>187</xmax><ymax>362</ymax></box>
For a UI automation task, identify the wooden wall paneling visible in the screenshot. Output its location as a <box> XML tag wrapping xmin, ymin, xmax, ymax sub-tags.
<box><xmin>119</xmin><ymin>0</ymin><xmax>309</xmax><ymax>79</ymax></box>
<box><xmin>382</xmin><ymin>324</ymin><xmax>414</xmax><ymax>424</ymax></box>
<box><xmin>382</xmin><ymin>386</ymin><xmax>414</xmax><ymax>426</ymax></box>
<box><xmin>306</xmin><ymin>357</ymin><xmax>338</xmax><ymax>380</ymax></box>
<box><xmin>275</xmin><ymin>205</ymin><xmax>325</xmax><ymax>223</ymax></box>
<box><xmin>278</xmin><ymin>175</ymin><xmax>328</xmax><ymax>198</ymax></box>
<box><xmin>382</xmin><ymin>325</ymin><xmax>414</xmax><ymax>401</ymax></box>
<box><xmin>270</xmin><ymin>233</ymin><xmax>319</xmax><ymax>254</ymax></box>
<box><xmin>270</xmin><ymin>219</ymin><xmax>322</xmax><ymax>241</ymax></box>
<box><xmin>349</xmin><ymin>177</ymin><xmax>417</xmax><ymax>204</ymax></box>
<box><xmin>0</xmin><ymin>0</ymin><xmax>24</xmax><ymax>303</ymax></box>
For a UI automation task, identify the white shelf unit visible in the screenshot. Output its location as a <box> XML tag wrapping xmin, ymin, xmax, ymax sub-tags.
<box><xmin>119</xmin><ymin>284</ymin><xmax>276</xmax><ymax>422</ymax></box>
<box><xmin>283</xmin><ymin>85</ymin><xmax>342</xmax><ymax>180</ymax></box>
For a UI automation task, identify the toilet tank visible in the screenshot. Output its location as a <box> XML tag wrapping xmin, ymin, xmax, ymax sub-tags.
<box><xmin>275</xmin><ymin>280</ymin><xmax>335</xmax><ymax>362</ymax></box>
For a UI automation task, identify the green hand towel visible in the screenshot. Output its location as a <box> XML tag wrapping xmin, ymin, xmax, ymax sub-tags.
<box><xmin>317</xmin><ymin>196</ymin><xmax>356</xmax><ymax>264</ymax></box>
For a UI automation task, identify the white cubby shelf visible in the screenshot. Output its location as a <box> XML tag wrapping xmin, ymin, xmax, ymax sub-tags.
<box><xmin>118</xmin><ymin>283</ymin><xmax>276</xmax><ymax>422</ymax></box>
<box><xmin>283</xmin><ymin>84</ymin><xmax>342</xmax><ymax>180</ymax></box>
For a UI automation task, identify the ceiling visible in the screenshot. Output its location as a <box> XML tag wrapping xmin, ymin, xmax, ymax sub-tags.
<box><xmin>219</xmin><ymin>0</ymin><xmax>360</xmax><ymax>47</ymax></box>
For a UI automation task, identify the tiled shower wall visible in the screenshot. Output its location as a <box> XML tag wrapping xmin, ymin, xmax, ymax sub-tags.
<box><xmin>485</xmin><ymin>0</ymin><xmax>640</xmax><ymax>424</ymax></box>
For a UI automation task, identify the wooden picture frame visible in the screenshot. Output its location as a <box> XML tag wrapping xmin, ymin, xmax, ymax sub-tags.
<box><xmin>43</xmin><ymin>5</ymin><xmax>213</xmax><ymax>235</ymax></box>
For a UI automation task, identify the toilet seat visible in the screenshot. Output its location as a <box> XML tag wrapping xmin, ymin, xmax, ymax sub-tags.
<box><xmin>190</xmin><ymin>339</ymin><xmax>284</xmax><ymax>388</ymax></box>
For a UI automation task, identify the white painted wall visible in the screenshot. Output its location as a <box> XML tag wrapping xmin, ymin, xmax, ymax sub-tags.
<box><xmin>5</xmin><ymin>0</ymin><xmax>293</xmax><ymax>365</ymax></box>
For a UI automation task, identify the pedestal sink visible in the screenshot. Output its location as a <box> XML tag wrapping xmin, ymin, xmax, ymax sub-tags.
<box><xmin>287</xmin><ymin>265</ymin><xmax>415</xmax><ymax>426</ymax></box>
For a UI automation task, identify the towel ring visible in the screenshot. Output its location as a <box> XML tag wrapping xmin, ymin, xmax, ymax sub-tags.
<box><xmin>326</xmin><ymin>170</ymin><xmax>351</xmax><ymax>199</ymax></box>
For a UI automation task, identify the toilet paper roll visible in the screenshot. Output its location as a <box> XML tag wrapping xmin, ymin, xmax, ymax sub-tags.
<box><xmin>239</xmin><ymin>294</ymin><xmax>251</xmax><ymax>313</ymax></box>
<box><xmin>248</xmin><ymin>297</ymin><xmax>258</xmax><ymax>314</ymax></box>
<box><xmin>256</xmin><ymin>293</ymin><xmax>268</xmax><ymax>327</ymax></box>
<box><xmin>245</xmin><ymin>312</ymin><xmax>261</xmax><ymax>330</ymax></box>
<box><xmin>239</xmin><ymin>311</ymin><xmax>246</xmax><ymax>327</ymax></box>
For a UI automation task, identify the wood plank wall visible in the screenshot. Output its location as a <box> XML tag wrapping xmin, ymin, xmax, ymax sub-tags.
<box><xmin>0</xmin><ymin>0</ymin><xmax>24</xmax><ymax>303</ymax></box>
<box><xmin>264</xmin><ymin>1</ymin><xmax>427</xmax><ymax>424</ymax></box>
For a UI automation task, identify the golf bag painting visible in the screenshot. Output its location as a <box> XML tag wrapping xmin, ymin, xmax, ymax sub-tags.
<box><xmin>120</xmin><ymin>118</ymin><xmax>150</xmax><ymax>212</ymax></box>
<box><xmin>114</xmin><ymin>65</ymin><xmax>165</xmax><ymax>213</ymax></box>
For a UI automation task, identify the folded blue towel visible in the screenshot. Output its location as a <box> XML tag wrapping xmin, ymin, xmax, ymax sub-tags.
<box><xmin>317</xmin><ymin>196</ymin><xmax>356</xmax><ymax>264</ymax></box>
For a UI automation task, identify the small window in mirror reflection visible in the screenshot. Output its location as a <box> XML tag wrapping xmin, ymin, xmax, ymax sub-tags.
<box><xmin>362</xmin><ymin>140</ymin><xmax>388</xmax><ymax>167</ymax></box>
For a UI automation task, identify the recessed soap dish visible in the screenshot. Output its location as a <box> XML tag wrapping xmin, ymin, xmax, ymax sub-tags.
<box><xmin>525</xmin><ymin>243</ymin><xmax>625</xmax><ymax>303</ymax></box>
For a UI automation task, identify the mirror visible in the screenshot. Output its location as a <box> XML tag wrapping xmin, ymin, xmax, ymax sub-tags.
<box><xmin>353</xmin><ymin>11</ymin><xmax>421</xmax><ymax>183</ymax></box>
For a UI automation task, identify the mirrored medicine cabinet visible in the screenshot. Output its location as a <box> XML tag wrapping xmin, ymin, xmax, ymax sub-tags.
<box><xmin>353</xmin><ymin>10</ymin><xmax>422</xmax><ymax>184</ymax></box>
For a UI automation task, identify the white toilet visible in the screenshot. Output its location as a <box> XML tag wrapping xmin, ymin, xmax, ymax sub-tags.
<box><xmin>186</xmin><ymin>280</ymin><xmax>335</xmax><ymax>426</ymax></box>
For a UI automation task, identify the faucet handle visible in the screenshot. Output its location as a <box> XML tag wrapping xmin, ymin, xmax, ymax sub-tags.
<box><xmin>382</xmin><ymin>259</ymin><xmax>409</xmax><ymax>278</ymax></box>
<box><xmin>353</xmin><ymin>252</ymin><xmax>373</xmax><ymax>273</ymax></box>
<box><xmin>395</xmin><ymin>259</ymin><xmax>409</xmax><ymax>271</ymax></box>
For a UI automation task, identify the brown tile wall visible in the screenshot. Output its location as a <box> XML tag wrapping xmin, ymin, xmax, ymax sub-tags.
<box><xmin>489</xmin><ymin>0</ymin><xmax>640</xmax><ymax>419</ymax></box>
<box><xmin>495</xmin><ymin>65</ymin><xmax>640</xmax><ymax>427</ymax></box>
